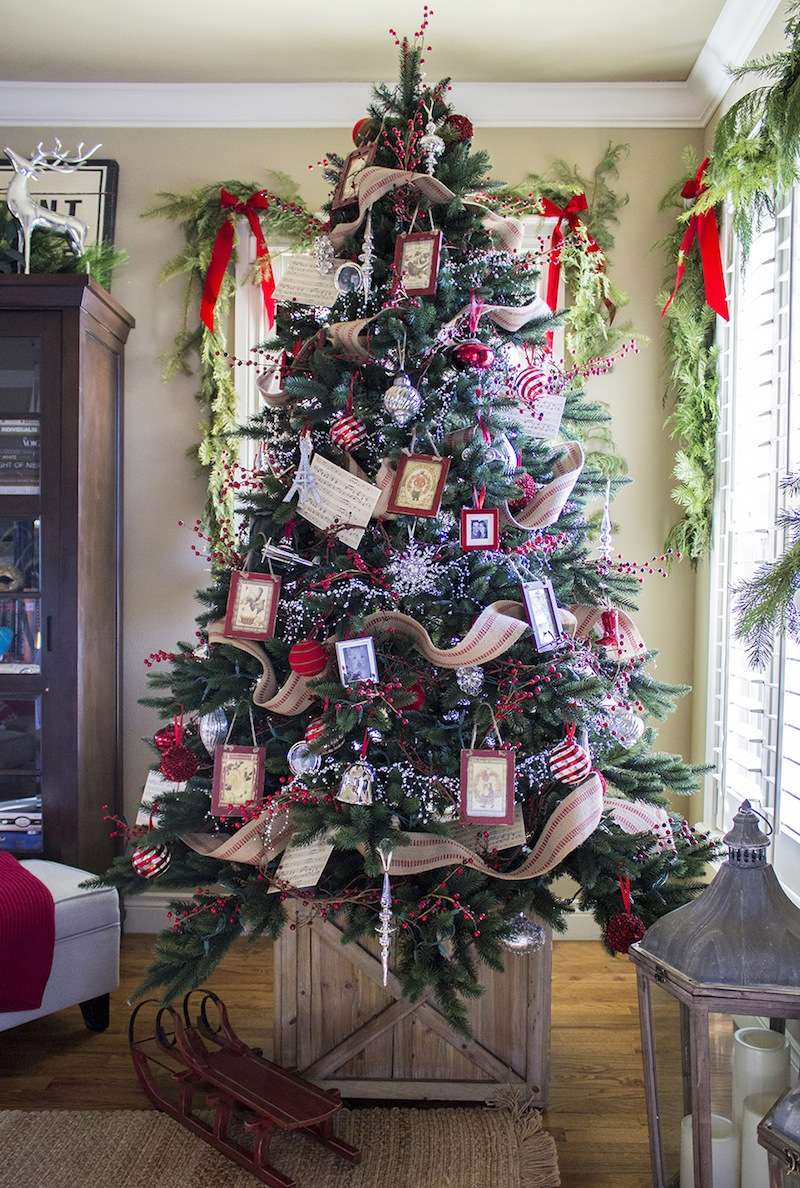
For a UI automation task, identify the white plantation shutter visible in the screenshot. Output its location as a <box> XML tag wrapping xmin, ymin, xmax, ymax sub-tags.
<box><xmin>708</xmin><ymin>191</ymin><xmax>800</xmax><ymax>895</ymax></box>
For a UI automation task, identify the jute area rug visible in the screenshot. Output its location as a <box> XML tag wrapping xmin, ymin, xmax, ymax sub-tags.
<box><xmin>0</xmin><ymin>1099</ymin><xmax>559</xmax><ymax>1188</ymax></box>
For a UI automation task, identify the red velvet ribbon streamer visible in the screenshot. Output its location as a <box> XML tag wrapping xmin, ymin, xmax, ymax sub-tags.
<box><xmin>200</xmin><ymin>189</ymin><xmax>276</xmax><ymax>333</ymax></box>
<box><xmin>540</xmin><ymin>193</ymin><xmax>591</xmax><ymax>312</ymax></box>
<box><xmin>617</xmin><ymin>873</ymin><xmax>633</xmax><ymax>917</ymax></box>
<box><xmin>661</xmin><ymin>158</ymin><xmax>729</xmax><ymax>321</ymax></box>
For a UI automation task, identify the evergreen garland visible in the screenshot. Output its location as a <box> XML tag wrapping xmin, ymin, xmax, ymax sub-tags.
<box><xmin>658</xmin><ymin>150</ymin><xmax>719</xmax><ymax>562</ymax></box>
<box><xmin>734</xmin><ymin>471</ymin><xmax>800</xmax><ymax>668</ymax></box>
<box><xmin>0</xmin><ymin>204</ymin><xmax>126</xmax><ymax>290</ymax></box>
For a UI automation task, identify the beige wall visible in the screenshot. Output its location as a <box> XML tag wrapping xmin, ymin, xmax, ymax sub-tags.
<box><xmin>0</xmin><ymin>121</ymin><xmax>703</xmax><ymax>820</ymax></box>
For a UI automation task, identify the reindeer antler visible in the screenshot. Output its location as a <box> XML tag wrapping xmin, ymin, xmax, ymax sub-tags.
<box><xmin>33</xmin><ymin>138</ymin><xmax>101</xmax><ymax>174</ymax></box>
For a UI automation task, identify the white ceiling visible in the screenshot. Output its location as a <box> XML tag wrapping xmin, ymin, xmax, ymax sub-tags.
<box><xmin>1</xmin><ymin>0</ymin><xmax>728</xmax><ymax>84</ymax></box>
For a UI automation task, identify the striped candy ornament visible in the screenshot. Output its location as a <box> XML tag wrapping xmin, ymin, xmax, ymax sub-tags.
<box><xmin>305</xmin><ymin>716</ymin><xmax>343</xmax><ymax>753</ymax></box>
<box><xmin>131</xmin><ymin>844</ymin><xmax>171</xmax><ymax>880</ymax></box>
<box><xmin>548</xmin><ymin>730</ymin><xmax>592</xmax><ymax>787</ymax></box>
<box><xmin>516</xmin><ymin>364</ymin><xmax>548</xmax><ymax>405</ymax></box>
<box><xmin>330</xmin><ymin>413</ymin><xmax>367</xmax><ymax>452</ymax></box>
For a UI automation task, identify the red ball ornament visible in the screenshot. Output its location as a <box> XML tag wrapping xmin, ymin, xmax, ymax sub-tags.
<box><xmin>405</xmin><ymin>681</ymin><xmax>427</xmax><ymax>712</ymax></box>
<box><xmin>444</xmin><ymin>114</ymin><xmax>474</xmax><ymax>143</ymax></box>
<box><xmin>132</xmin><ymin>844</ymin><xmax>171</xmax><ymax>880</ymax></box>
<box><xmin>352</xmin><ymin>117</ymin><xmax>376</xmax><ymax>145</ymax></box>
<box><xmin>289</xmin><ymin>639</ymin><xmax>328</xmax><ymax>677</ymax></box>
<box><xmin>305</xmin><ymin>716</ymin><xmax>342</xmax><ymax>752</ymax></box>
<box><xmin>453</xmin><ymin>339</ymin><xmax>495</xmax><ymax>370</ymax></box>
<box><xmin>330</xmin><ymin>413</ymin><xmax>367</xmax><ymax>452</ymax></box>
<box><xmin>160</xmin><ymin>744</ymin><xmax>198</xmax><ymax>783</ymax></box>
<box><xmin>153</xmin><ymin>724</ymin><xmax>176</xmax><ymax>753</ymax></box>
<box><xmin>604</xmin><ymin>910</ymin><xmax>646</xmax><ymax>954</ymax></box>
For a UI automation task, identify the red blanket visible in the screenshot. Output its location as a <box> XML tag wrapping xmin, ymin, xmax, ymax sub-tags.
<box><xmin>0</xmin><ymin>853</ymin><xmax>55</xmax><ymax>1011</ymax></box>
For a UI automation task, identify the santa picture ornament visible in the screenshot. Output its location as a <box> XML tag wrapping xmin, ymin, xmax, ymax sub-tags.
<box><xmin>132</xmin><ymin>844</ymin><xmax>171</xmax><ymax>880</ymax></box>
<box><xmin>453</xmin><ymin>339</ymin><xmax>495</xmax><ymax>369</ymax></box>
<box><xmin>288</xmin><ymin>639</ymin><xmax>328</xmax><ymax>677</ymax></box>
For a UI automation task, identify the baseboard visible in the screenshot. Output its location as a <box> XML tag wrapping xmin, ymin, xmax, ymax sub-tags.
<box><xmin>123</xmin><ymin>892</ymin><xmax>602</xmax><ymax>940</ymax></box>
<box><xmin>122</xmin><ymin>890</ymin><xmax>173</xmax><ymax>934</ymax></box>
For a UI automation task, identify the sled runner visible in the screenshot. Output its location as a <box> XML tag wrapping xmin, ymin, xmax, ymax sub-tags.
<box><xmin>129</xmin><ymin>987</ymin><xmax>360</xmax><ymax>1188</ymax></box>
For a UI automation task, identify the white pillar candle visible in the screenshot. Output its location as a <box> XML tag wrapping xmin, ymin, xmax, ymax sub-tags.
<box><xmin>732</xmin><ymin>1028</ymin><xmax>790</xmax><ymax>1131</ymax></box>
<box><xmin>680</xmin><ymin>1114</ymin><xmax>739</xmax><ymax>1188</ymax></box>
<box><xmin>741</xmin><ymin>1092</ymin><xmax>779</xmax><ymax>1188</ymax></box>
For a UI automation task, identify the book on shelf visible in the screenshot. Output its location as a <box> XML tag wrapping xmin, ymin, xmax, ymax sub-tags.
<box><xmin>0</xmin><ymin>419</ymin><xmax>39</xmax><ymax>495</ymax></box>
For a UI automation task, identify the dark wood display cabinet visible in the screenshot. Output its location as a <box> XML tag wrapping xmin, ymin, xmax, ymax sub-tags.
<box><xmin>0</xmin><ymin>276</ymin><xmax>134</xmax><ymax>872</ymax></box>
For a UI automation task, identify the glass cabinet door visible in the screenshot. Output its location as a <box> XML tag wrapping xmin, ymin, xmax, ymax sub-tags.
<box><xmin>0</xmin><ymin>319</ymin><xmax>59</xmax><ymax>856</ymax></box>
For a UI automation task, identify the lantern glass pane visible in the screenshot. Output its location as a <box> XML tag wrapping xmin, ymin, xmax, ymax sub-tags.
<box><xmin>650</xmin><ymin>981</ymin><xmax>684</xmax><ymax>1183</ymax></box>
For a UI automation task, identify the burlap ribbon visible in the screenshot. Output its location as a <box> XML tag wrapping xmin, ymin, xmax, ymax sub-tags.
<box><xmin>180</xmin><ymin>773</ymin><xmax>671</xmax><ymax>877</ymax></box>
<box><xmin>500</xmin><ymin>441</ymin><xmax>584</xmax><ymax>530</ymax></box>
<box><xmin>327</xmin><ymin>165</ymin><xmax>524</xmax><ymax>256</ymax></box>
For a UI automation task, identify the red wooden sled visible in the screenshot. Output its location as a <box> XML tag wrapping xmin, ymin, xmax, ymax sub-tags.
<box><xmin>129</xmin><ymin>988</ymin><xmax>360</xmax><ymax>1188</ymax></box>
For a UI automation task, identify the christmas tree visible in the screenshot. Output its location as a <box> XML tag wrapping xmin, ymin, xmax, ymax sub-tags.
<box><xmin>99</xmin><ymin>22</ymin><xmax>715</xmax><ymax>1035</ymax></box>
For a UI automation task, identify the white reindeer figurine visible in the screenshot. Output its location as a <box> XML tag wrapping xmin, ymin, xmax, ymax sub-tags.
<box><xmin>3</xmin><ymin>139</ymin><xmax>101</xmax><ymax>274</ymax></box>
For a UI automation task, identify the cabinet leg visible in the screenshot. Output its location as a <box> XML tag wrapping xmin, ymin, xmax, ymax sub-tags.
<box><xmin>80</xmin><ymin>993</ymin><xmax>110</xmax><ymax>1032</ymax></box>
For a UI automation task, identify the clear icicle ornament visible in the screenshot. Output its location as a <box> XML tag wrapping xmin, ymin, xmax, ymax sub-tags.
<box><xmin>359</xmin><ymin>210</ymin><xmax>374</xmax><ymax>301</ymax></box>
<box><xmin>376</xmin><ymin>841</ymin><xmax>396</xmax><ymax>987</ymax></box>
<box><xmin>598</xmin><ymin>478</ymin><xmax>613</xmax><ymax>576</ymax></box>
<box><xmin>419</xmin><ymin>118</ymin><xmax>445</xmax><ymax>175</ymax></box>
<box><xmin>198</xmin><ymin>706</ymin><xmax>228</xmax><ymax>755</ymax></box>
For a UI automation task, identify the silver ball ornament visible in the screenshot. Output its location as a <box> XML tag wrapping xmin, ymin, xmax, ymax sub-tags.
<box><xmin>455</xmin><ymin>665</ymin><xmax>484</xmax><ymax>696</ymax></box>
<box><xmin>287</xmin><ymin>741</ymin><xmax>322</xmax><ymax>776</ymax></box>
<box><xmin>383</xmin><ymin>372</ymin><xmax>422</xmax><ymax>427</ymax></box>
<box><xmin>197</xmin><ymin>706</ymin><xmax>228</xmax><ymax>755</ymax></box>
<box><xmin>501</xmin><ymin>913</ymin><xmax>546</xmax><ymax>955</ymax></box>
<box><xmin>485</xmin><ymin>432</ymin><xmax>518</xmax><ymax>474</ymax></box>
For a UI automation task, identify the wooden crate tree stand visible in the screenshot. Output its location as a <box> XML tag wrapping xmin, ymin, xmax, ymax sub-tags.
<box><xmin>273</xmin><ymin>903</ymin><xmax>552</xmax><ymax>1102</ymax></box>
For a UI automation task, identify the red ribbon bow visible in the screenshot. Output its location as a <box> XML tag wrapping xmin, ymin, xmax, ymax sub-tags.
<box><xmin>540</xmin><ymin>193</ymin><xmax>591</xmax><ymax>312</ymax></box>
<box><xmin>661</xmin><ymin>158</ymin><xmax>729</xmax><ymax>321</ymax></box>
<box><xmin>200</xmin><ymin>188</ymin><xmax>276</xmax><ymax>333</ymax></box>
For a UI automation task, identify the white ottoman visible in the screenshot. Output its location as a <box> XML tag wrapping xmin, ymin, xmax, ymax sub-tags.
<box><xmin>0</xmin><ymin>859</ymin><xmax>120</xmax><ymax>1032</ymax></box>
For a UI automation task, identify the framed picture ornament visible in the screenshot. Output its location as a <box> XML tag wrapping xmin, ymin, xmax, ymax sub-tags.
<box><xmin>335</xmin><ymin>636</ymin><xmax>379</xmax><ymax>688</ymax></box>
<box><xmin>393</xmin><ymin>230</ymin><xmax>442</xmax><ymax>296</ymax></box>
<box><xmin>210</xmin><ymin>744</ymin><xmax>265</xmax><ymax>819</ymax></box>
<box><xmin>521</xmin><ymin>577</ymin><xmax>561</xmax><ymax>653</ymax></box>
<box><xmin>223</xmin><ymin>571</ymin><xmax>281</xmax><ymax>641</ymax></box>
<box><xmin>386</xmin><ymin>453</ymin><xmax>450</xmax><ymax>518</ymax></box>
<box><xmin>459</xmin><ymin>748</ymin><xmax>515</xmax><ymax>826</ymax></box>
<box><xmin>461</xmin><ymin>506</ymin><xmax>499</xmax><ymax>551</ymax></box>
<box><xmin>331</xmin><ymin>144</ymin><xmax>376</xmax><ymax>210</ymax></box>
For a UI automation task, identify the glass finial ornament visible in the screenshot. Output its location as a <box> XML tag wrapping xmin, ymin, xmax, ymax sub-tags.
<box><xmin>501</xmin><ymin>913</ymin><xmax>546</xmax><ymax>954</ymax></box>
<box><xmin>375</xmin><ymin>841</ymin><xmax>396</xmax><ymax>986</ymax></box>
<box><xmin>455</xmin><ymin>665</ymin><xmax>484</xmax><ymax>696</ymax></box>
<box><xmin>197</xmin><ymin>706</ymin><xmax>228</xmax><ymax>755</ymax></box>
<box><xmin>359</xmin><ymin>210</ymin><xmax>374</xmax><ymax>300</ymax></box>
<box><xmin>419</xmin><ymin>115</ymin><xmax>445</xmax><ymax>175</ymax></box>
<box><xmin>383</xmin><ymin>372</ymin><xmax>422</xmax><ymax>427</ymax></box>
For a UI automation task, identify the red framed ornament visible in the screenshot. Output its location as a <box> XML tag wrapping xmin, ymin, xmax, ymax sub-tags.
<box><xmin>210</xmin><ymin>744</ymin><xmax>266</xmax><ymax>819</ymax></box>
<box><xmin>331</xmin><ymin>144</ymin><xmax>377</xmax><ymax>210</ymax></box>
<box><xmin>460</xmin><ymin>506</ymin><xmax>500</xmax><ymax>551</ymax></box>
<box><xmin>459</xmin><ymin>748</ymin><xmax>515</xmax><ymax>825</ymax></box>
<box><xmin>386</xmin><ymin>453</ymin><xmax>450</xmax><ymax>518</ymax></box>
<box><xmin>223</xmin><ymin>571</ymin><xmax>281</xmax><ymax>641</ymax></box>
<box><xmin>393</xmin><ymin>230</ymin><xmax>442</xmax><ymax>297</ymax></box>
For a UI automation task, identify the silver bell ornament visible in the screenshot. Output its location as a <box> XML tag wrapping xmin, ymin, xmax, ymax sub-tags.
<box><xmin>501</xmin><ymin>913</ymin><xmax>546</xmax><ymax>955</ymax></box>
<box><xmin>455</xmin><ymin>665</ymin><xmax>484</xmax><ymax>696</ymax></box>
<box><xmin>383</xmin><ymin>372</ymin><xmax>422</xmax><ymax>427</ymax></box>
<box><xmin>197</xmin><ymin>706</ymin><xmax>228</xmax><ymax>755</ymax></box>
<box><xmin>485</xmin><ymin>432</ymin><xmax>518</xmax><ymax>474</ymax></box>
<box><xmin>337</xmin><ymin>760</ymin><xmax>376</xmax><ymax>805</ymax></box>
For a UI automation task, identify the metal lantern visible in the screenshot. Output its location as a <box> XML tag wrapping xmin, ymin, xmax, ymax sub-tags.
<box><xmin>759</xmin><ymin>1088</ymin><xmax>800</xmax><ymax>1187</ymax></box>
<box><xmin>629</xmin><ymin>800</ymin><xmax>800</xmax><ymax>1188</ymax></box>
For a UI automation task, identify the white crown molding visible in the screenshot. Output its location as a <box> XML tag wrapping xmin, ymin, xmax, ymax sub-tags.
<box><xmin>0</xmin><ymin>1</ymin><xmax>782</xmax><ymax>129</ymax></box>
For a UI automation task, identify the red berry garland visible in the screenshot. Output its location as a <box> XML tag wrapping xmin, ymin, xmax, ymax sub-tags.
<box><xmin>604</xmin><ymin>910</ymin><xmax>646</xmax><ymax>954</ymax></box>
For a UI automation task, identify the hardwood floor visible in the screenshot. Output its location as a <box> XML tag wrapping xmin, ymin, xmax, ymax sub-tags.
<box><xmin>0</xmin><ymin>936</ymin><xmax>690</xmax><ymax>1187</ymax></box>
